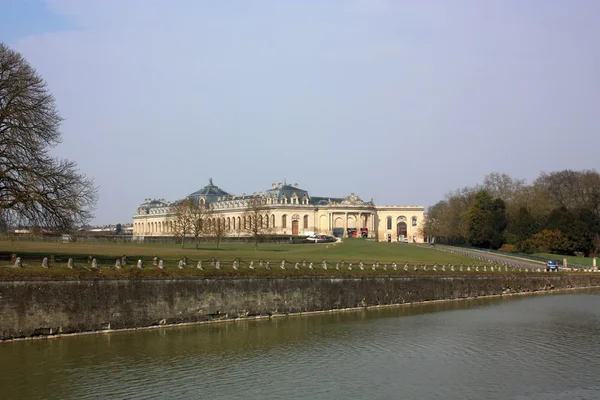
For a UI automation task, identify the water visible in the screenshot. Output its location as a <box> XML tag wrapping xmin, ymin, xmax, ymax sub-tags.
<box><xmin>2</xmin><ymin>291</ymin><xmax>600</xmax><ymax>400</ymax></box>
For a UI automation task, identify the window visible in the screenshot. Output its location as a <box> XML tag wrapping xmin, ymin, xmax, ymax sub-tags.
<box><xmin>282</xmin><ymin>215</ymin><xmax>287</xmax><ymax>229</ymax></box>
<box><xmin>303</xmin><ymin>215</ymin><xmax>309</xmax><ymax>229</ymax></box>
<box><xmin>271</xmin><ymin>215</ymin><xmax>275</xmax><ymax>228</ymax></box>
<box><xmin>387</xmin><ymin>216</ymin><xmax>392</xmax><ymax>230</ymax></box>
<box><xmin>412</xmin><ymin>216</ymin><xmax>417</xmax><ymax>227</ymax></box>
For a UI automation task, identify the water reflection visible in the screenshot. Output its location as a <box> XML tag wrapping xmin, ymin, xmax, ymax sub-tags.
<box><xmin>1</xmin><ymin>290</ymin><xmax>600</xmax><ymax>400</ymax></box>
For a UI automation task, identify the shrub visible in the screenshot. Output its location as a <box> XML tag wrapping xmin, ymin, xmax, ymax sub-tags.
<box><xmin>499</xmin><ymin>244</ymin><xmax>515</xmax><ymax>253</ymax></box>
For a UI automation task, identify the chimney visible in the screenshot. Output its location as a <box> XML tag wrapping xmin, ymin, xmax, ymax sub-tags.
<box><xmin>272</xmin><ymin>183</ymin><xmax>277</xmax><ymax>189</ymax></box>
<box><xmin>294</xmin><ymin>183</ymin><xmax>298</xmax><ymax>188</ymax></box>
<box><xmin>278</xmin><ymin>182</ymin><xmax>283</xmax><ymax>188</ymax></box>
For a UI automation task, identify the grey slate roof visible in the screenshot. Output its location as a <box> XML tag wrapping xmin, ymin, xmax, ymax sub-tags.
<box><xmin>265</xmin><ymin>184</ymin><xmax>310</xmax><ymax>203</ymax></box>
<box><xmin>187</xmin><ymin>179</ymin><xmax>231</xmax><ymax>203</ymax></box>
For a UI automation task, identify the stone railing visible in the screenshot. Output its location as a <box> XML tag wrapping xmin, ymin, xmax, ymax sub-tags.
<box><xmin>4</xmin><ymin>253</ymin><xmax>597</xmax><ymax>273</ymax></box>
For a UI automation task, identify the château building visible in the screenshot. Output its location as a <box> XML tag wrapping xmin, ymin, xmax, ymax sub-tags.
<box><xmin>132</xmin><ymin>180</ymin><xmax>425</xmax><ymax>242</ymax></box>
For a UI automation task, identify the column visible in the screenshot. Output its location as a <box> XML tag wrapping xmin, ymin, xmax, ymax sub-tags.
<box><xmin>345</xmin><ymin>212</ymin><xmax>348</xmax><ymax>235</ymax></box>
<box><xmin>371</xmin><ymin>213</ymin><xmax>375</xmax><ymax>239</ymax></box>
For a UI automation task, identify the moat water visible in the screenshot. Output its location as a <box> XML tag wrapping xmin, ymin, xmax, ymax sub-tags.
<box><xmin>2</xmin><ymin>290</ymin><xmax>600</xmax><ymax>400</ymax></box>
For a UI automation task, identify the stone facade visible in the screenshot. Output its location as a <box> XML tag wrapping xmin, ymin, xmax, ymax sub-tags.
<box><xmin>132</xmin><ymin>180</ymin><xmax>425</xmax><ymax>242</ymax></box>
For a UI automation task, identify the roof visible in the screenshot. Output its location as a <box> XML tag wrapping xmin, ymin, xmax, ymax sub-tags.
<box><xmin>137</xmin><ymin>198</ymin><xmax>169</xmax><ymax>214</ymax></box>
<box><xmin>187</xmin><ymin>179</ymin><xmax>231</xmax><ymax>203</ymax></box>
<box><xmin>265</xmin><ymin>183</ymin><xmax>309</xmax><ymax>203</ymax></box>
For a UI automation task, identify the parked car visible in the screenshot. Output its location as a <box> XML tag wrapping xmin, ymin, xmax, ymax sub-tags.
<box><xmin>546</xmin><ymin>260</ymin><xmax>560</xmax><ymax>271</ymax></box>
<box><xmin>304</xmin><ymin>235</ymin><xmax>336</xmax><ymax>244</ymax></box>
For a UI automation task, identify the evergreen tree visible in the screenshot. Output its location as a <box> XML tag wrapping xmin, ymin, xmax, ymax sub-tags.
<box><xmin>465</xmin><ymin>190</ymin><xmax>507</xmax><ymax>249</ymax></box>
<box><xmin>506</xmin><ymin>207</ymin><xmax>539</xmax><ymax>249</ymax></box>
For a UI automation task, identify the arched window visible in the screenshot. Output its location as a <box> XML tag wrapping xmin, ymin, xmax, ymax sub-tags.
<box><xmin>282</xmin><ymin>215</ymin><xmax>287</xmax><ymax>229</ymax></box>
<box><xmin>271</xmin><ymin>214</ymin><xmax>275</xmax><ymax>228</ymax></box>
<box><xmin>303</xmin><ymin>215</ymin><xmax>309</xmax><ymax>229</ymax></box>
<box><xmin>227</xmin><ymin>217</ymin><xmax>231</xmax><ymax>230</ymax></box>
<box><xmin>237</xmin><ymin>216</ymin><xmax>241</xmax><ymax>230</ymax></box>
<box><xmin>265</xmin><ymin>214</ymin><xmax>269</xmax><ymax>228</ymax></box>
<box><xmin>412</xmin><ymin>216</ymin><xmax>417</xmax><ymax>227</ymax></box>
<box><xmin>387</xmin><ymin>216</ymin><xmax>392</xmax><ymax>230</ymax></box>
<box><xmin>258</xmin><ymin>215</ymin><xmax>263</xmax><ymax>227</ymax></box>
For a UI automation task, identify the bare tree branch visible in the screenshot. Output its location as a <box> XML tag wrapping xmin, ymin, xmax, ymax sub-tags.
<box><xmin>0</xmin><ymin>42</ymin><xmax>97</xmax><ymax>231</ymax></box>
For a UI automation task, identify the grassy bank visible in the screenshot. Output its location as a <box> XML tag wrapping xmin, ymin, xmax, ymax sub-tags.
<box><xmin>0</xmin><ymin>239</ymin><xmax>508</xmax><ymax>278</ymax></box>
<box><xmin>533</xmin><ymin>252</ymin><xmax>597</xmax><ymax>266</ymax></box>
<box><xmin>0</xmin><ymin>239</ymin><xmax>482</xmax><ymax>265</ymax></box>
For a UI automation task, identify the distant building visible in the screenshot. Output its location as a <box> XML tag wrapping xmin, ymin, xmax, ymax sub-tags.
<box><xmin>132</xmin><ymin>180</ymin><xmax>425</xmax><ymax>242</ymax></box>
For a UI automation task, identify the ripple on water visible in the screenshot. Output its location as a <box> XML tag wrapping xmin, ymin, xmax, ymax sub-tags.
<box><xmin>3</xmin><ymin>292</ymin><xmax>600</xmax><ymax>400</ymax></box>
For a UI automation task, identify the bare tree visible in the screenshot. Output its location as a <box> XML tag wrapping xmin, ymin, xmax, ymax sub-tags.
<box><xmin>482</xmin><ymin>172</ymin><xmax>525</xmax><ymax>202</ymax></box>
<box><xmin>0</xmin><ymin>43</ymin><xmax>97</xmax><ymax>231</ymax></box>
<box><xmin>190</xmin><ymin>200</ymin><xmax>211</xmax><ymax>249</ymax></box>
<box><xmin>173</xmin><ymin>198</ymin><xmax>194</xmax><ymax>248</ymax></box>
<box><xmin>207</xmin><ymin>214</ymin><xmax>228</xmax><ymax>249</ymax></box>
<box><xmin>243</xmin><ymin>197</ymin><xmax>272</xmax><ymax>249</ymax></box>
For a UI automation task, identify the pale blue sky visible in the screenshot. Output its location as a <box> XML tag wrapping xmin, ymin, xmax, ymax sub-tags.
<box><xmin>4</xmin><ymin>0</ymin><xmax>600</xmax><ymax>224</ymax></box>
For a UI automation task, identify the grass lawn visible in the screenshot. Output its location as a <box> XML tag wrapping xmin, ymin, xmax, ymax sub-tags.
<box><xmin>0</xmin><ymin>239</ymin><xmax>501</xmax><ymax>279</ymax></box>
<box><xmin>533</xmin><ymin>252</ymin><xmax>597</xmax><ymax>266</ymax></box>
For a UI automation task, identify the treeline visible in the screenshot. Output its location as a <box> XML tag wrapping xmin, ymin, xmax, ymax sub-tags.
<box><xmin>422</xmin><ymin>171</ymin><xmax>600</xmax><ymax>257</ymax></box>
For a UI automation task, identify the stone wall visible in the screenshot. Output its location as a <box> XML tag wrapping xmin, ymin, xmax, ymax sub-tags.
<box><xmin>2</xmin><ymin>275</ymin><xmax>600</xmax><ymax>340</ymax></box>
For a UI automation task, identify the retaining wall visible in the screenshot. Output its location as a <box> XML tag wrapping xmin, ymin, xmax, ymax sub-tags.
<box><xmin>2</xmin><ymin>275</ymin><xmax>600</xmax><ymax>340</ymax></box>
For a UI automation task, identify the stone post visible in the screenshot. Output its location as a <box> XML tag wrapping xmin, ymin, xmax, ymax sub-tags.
<box><xmin>14</xmin><ymin>257</ymin><xmax>22</xmax><ymax>268</ymax></box>
<box><xmin>42</xmin><ymin>257</ymin><xmax>49</xmax><ymax>268</ymax></box>
<box><xmin>67</xmin><ymin>258</ymin><xmax>74</xmax><ymax>269</ymax></box>
<box><xmin>137</xmin><ymin>259</ymin><xmax>143</xmax><ymax>269</ymax></box>
<box><xmin>158</xmin><ymin>259</ymin><xmax>164</xmax><ymax>269</ymax></box>
<box><xmin>563</xmin><ymin>258</ymin><xmax>568</xmax><ymax>268</ymax></box>
<box><xmin>115</xmin><ymin>259</ymin><xmax>121</xmax><ymax>269</ymax></box>
<box><xmin>91</xmin><ymin>258</ymin><xmax>98</xmax><ymax>268</ymax></box>
<box><xmin>593</xmin><ymin>257</ymin><xmax>597</xmax><ymax>267</ymax></box>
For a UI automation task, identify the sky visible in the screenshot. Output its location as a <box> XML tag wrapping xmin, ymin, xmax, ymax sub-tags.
<box><xmin>3</xmin><ymin>0</ymin><xmax>600</xmax><ymax>225</ymax></box>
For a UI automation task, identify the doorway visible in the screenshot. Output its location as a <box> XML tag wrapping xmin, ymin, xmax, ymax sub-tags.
<box><xmin>292</xmin><ymin>220</ymin><xmax>299</xmax><ymax>235</ymax></box>
<box><xmin>397</xmin><ymin>222</ymin><xmax>407</xmax><ymax>241</ymax></box>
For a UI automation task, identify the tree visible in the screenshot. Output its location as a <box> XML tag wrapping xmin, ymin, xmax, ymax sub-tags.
<box><xmin>190</xmin><ymin>200</ymin><xmax>211</xmax><ymax>249</ymax></box>
<box><xmin>521</xmin><ymin>229</ymin><xmax>573</xmax><ymax>254</ymax></box>
<box><xmin>465</xmin><ymin>190</ymin><xmax>507</xmax><ymax>249</ymax></box>
<box><xmin>173</xmin><ymin>198</ymin><xmax>194</xmax><ymax>248</ymax></box>
<box><xmin>592</xmin><ymin>235</ymin><xmax>600</xmax><ymax>258</ymax></box>
<box><xmin>0</xmin><ymin>43</ymin><xmax>97</xmax><ymax>231</ymax></box>
<box><xmin>534</xmin><ymin>170</ymin><xmax>600</xmax><ymax>215</ymax></box>
<box><xmin>505</xmin><ymin>207</ymin><xmax>539</xmax><ymax>249</ymax></box>
<box><xmin>422</xmin><ymin>186</ymin><xmax>478</xmax><ymax>245</ymax></box>
<box><xmin>207</xmin><ymin>215</ymin><xmax>228</xmax><ymax>249</ymax></box>
<box><xmin>115</xmin><ymin>223</ymin><xmax>122</xmax><ymax>235</ymax></box>
<box><xmin>482</xmin><ymin>172</ymin><xmax>524</xmax><ymax>202</ymax></box>
<box><xmin>243</xmin><ymin>197</ymin><xmax>271</xmax><ymax>249</ymax></box>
